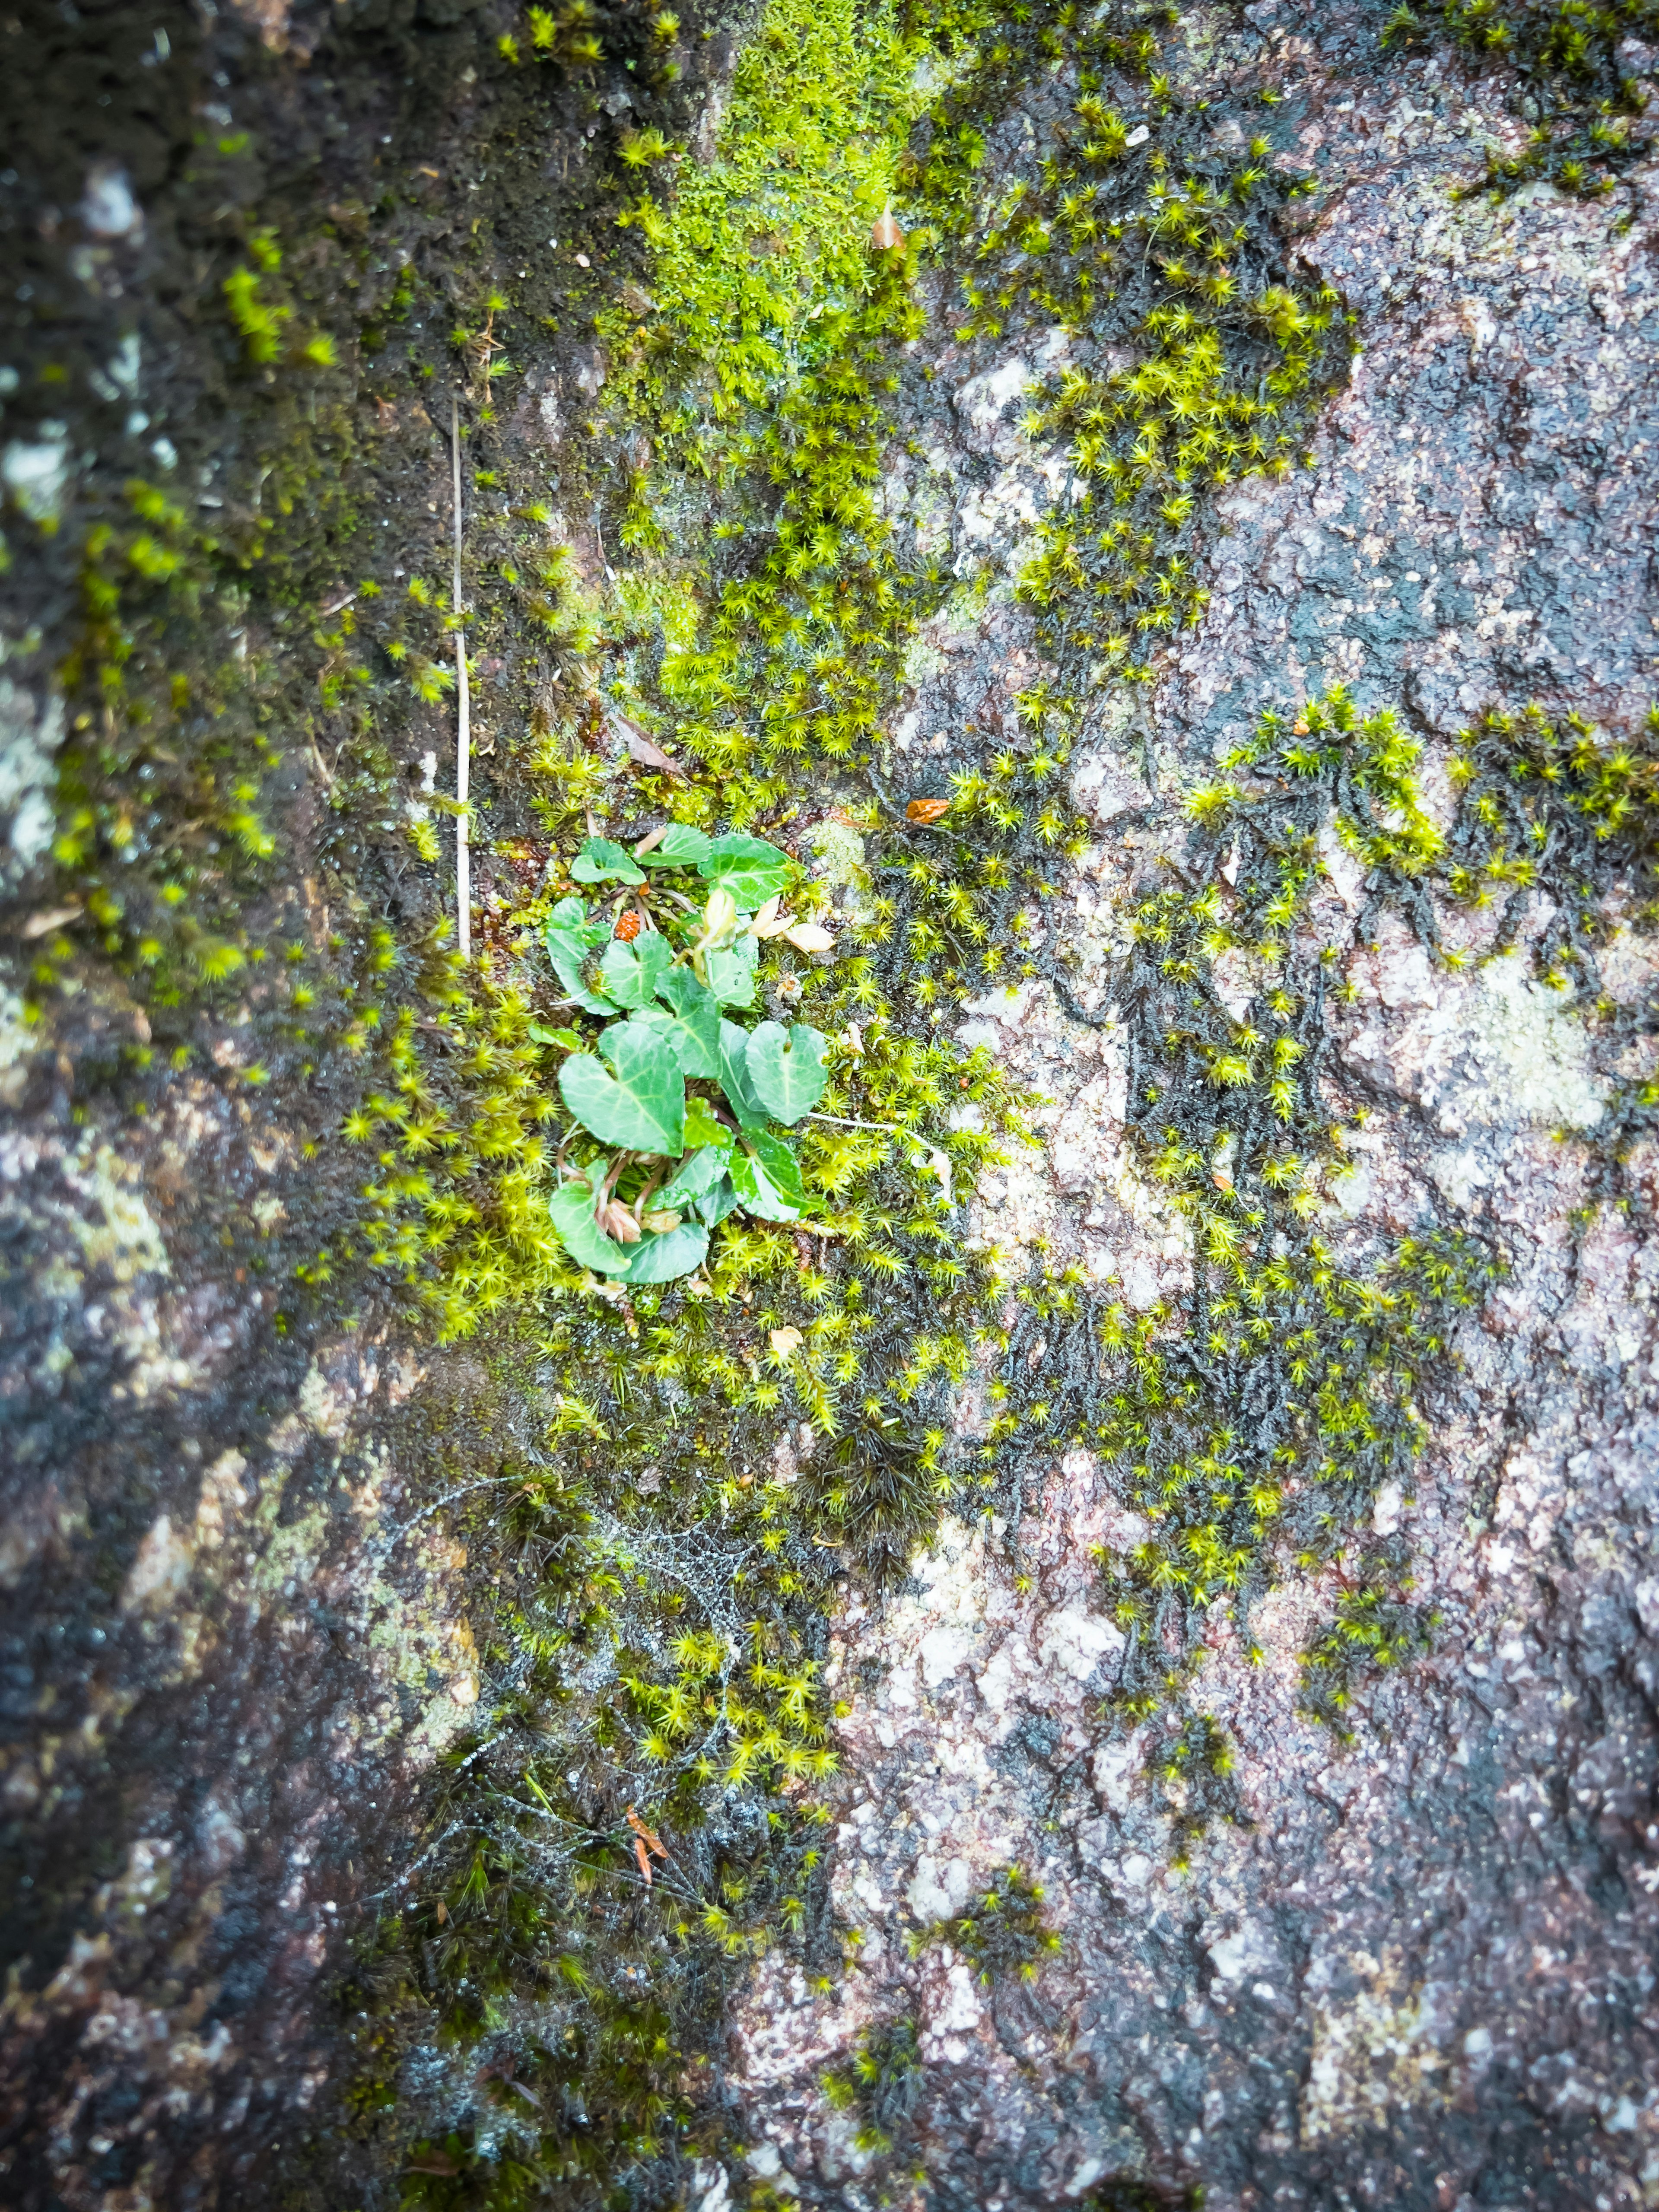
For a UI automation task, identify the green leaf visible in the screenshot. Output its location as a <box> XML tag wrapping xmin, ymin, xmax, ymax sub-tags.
<box><xmin>700</xmin><ymin>833</ymin><xmax>791</xmax><ymax>909</ymax></box>
<box><xmin>598</xmin><ymin>931</ymin><xmax>672</xmax><ymax>1008</ymax></box>
<box><xmin>717</xmin><ymin>1020</ymin><xmax>769</xmax><ymax>1130</ymax></box>
<box><xmin>548</xmin><ymin>1177</ymin><xmax>633</xmax><ymax>1275</ymax></box>
<box><xmin>744</xmin><ymin>1021</ymin><xmax>829</xmax><ymax>1124</ymax></box>
<box><xmin>559</xmin><ymin>1025</ymin><xmax>685</xmax><ymax>1153</ymax></box>
<box><xmin>745</xmin><ymin>1129</ymin><xmax>805</xmax><ymax>1208</ymax></box>
<box><xmin>528</xmin><ymin>1022</ymin><xmax>584</xmax><ymax>1049</ymax></box>
<box><xmin>572</xmin><ymin>836</ymin><xmax>645</xmax><ymax>886</ymax></box>
<box><xmin>651</xmin><ymin>967</ymin><xmax>722</xmax><ymax>1075</ymax></box>
<box><xmin>657</xmin><ymin>1137</ymin><xmax>734</xmax><ymax>1211</ymax></box>
<box><xmin>732</xmin><ymin>1143</ymin><xmax>800</xmax><ymax>1222</ymax></box>
<box><xmin>705</xmin><ymin>931</ymin><xmax>758</xmax><ymax>1007</ymax></box>
<box><xmin>643</xmin><ymin>823</ymin><xmax>712</xmax><ymax>867</ymax></box>
<box><xmin>696</xmin><ymin>1175</ymin><xmax>740</xmax><ymax>1227</ymax></box>
<box><xmin>683</xmin><ymin>1096</ymin><xmax>728</xmax><ymax>1151</ymax></box>
<box><xmin>544</xmin><ymin>899</ymin><xmax>614</xmax><ymax>1015</ymax></box>
<box><xmin>624</xmin><ymin>1218</ymin><xmax>709</xmax><ymax>1284</ymax></box>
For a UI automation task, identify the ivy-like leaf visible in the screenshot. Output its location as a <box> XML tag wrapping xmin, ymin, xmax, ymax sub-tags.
<box><xmin>699</xmin><ymin>833</ymin><xmax>791</xmax><ymax>910</ymax></box>
<box><xmin>543</xmin><ymin>897</ymin><xmax>613</xmax><ymax>1015</ymax></box>
<box><xmin>559</xmin><ymin>1024</ymin><xmax>685</xmax><ymax>1154</ymax></box>
<box><xmin>643</xmin><ymin>823</ymin><xmax>712</xmax><ymax>867</ymax></box>
<box><xmin>744</xmin><ymin>1020</ymin><xmax>829</xmax><ymax>1124</ymax></box>
<box><xmin>598</xmin><ymin>931</ymin><xmax>672</xmax><ymax>1008</ymax></box>
<box><xmin>745</xmin><ymin>1129</ymin><xmax>805</xmax><ymax>1208</ymax></box>
<box><xmin>696</xmin><ymin>1175</ymin><xmax>739</xmax><ymax>1226</ymax></box>
<box><xmin>682</xmin><ymin>1096</ymin><xmax>728</xmax><ymax>1151</ymax></box>
<box><xmin>548</xmin><ymin>1177</ymin><xmax>633</xmax><ymax>1275</ymax></box>
<box><xmin>717</xmin><ymin>1020</ymin><xmax>769</xmax><ymax>1130</ymax></box>
<box><xmin>652</xmin><ymin>966</ymin><xmax>722</xmax><ymax>1074</ymax></box>
<box><xmin>572</xmin><ymin>836</ymin><xmax>645</xmax><ymax>886</ymax></box>
<box><xmin>705</xmin><ymin>931</ymin><xmax>758</xmax><ymax>1007</ymax></box>
<box><xmin>624</xmin><ymin>1218</ymin><xmax>709</xmax><ymax>1284</ymax></box>
<box><xmin>656</xmin><ymin>1138</ymin><xmax>733</xmax><ymax>1211</ymax></box>
<box><xmin>732</xmin><ymin>1143</ymin><xmax>799</xmax><ymax>1222</ymax></box>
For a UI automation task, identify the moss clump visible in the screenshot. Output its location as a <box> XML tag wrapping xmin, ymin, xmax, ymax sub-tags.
<box><xmin>909</xmin><ymin>1862</ymin><xmax>1061</xmax><ymax>1984</ymax></box>
<box><xmin>906</xmin><ymin>1</ymin><xmax>1348</xmax><ymax>678</ymax></box>
<box><xmin>1445</xmin><ymin>700</ymin><xmax>1659</xmax><ymax>979</ymax></box>
<box><xmin>822</xmin><ymin>2015</ymin><xmax>925</xmax><ymax>2156</ymax></box>
<box><xmin>1383</xmin><ymin>0</ymin><xmax>1657</xmax><ymax>198</ymax></box>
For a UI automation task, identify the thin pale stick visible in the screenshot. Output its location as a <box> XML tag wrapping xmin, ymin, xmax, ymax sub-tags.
<box><xmin>451</xmin><ymin>391</ymin><xmax>471</xmax><ymax>960</ymax></box>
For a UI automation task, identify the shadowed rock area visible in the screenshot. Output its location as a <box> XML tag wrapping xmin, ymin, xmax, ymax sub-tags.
<box><xmin>3</xmin><ymin>3</ymin><xmax>1658</xmax><ymax>2210</ymax></box>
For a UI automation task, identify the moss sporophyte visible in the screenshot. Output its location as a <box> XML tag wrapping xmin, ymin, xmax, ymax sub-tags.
<box><xmin>28</xmin><ymin>0</ymin><xmax>1659</xmax><ymax>2198</ymax></box>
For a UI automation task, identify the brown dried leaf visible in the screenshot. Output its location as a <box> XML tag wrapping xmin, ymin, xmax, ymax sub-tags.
<box><xmin>871</xmin><ymin>209</ymin><xmax>905</xmax><ymax>252</ymax></box>
<box><xmin>906</xmin><ymin>797</ymin><xmax>950</xmax><ymax>825</ymax></box>
<box><xmin>616</xmin><ymin>713</ymin><xmax>686</xmax><ymax>778</ymax></box>
<box><xmin>626</xmin><ymin>1804</ymin><xmax>668</xmax><ymax>1859</ymax></box>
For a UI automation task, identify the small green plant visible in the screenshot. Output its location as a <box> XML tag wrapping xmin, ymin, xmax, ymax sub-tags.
<box><xmin>910</xmin><ymin>1863</ymin><xmax>1061</xmax><ymax>1985</ymax></box>
<box><xmin>823</xmin><ymin>2016</ymin><xmax>924</xmax><ymax>2155</ymax></box>
<box><xmin>543</xmin><ymin>827</ymin><xmax>835</xmax><ymax>1283</ymax></box>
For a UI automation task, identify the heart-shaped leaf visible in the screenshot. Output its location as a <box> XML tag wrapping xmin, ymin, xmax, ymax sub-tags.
<box><xmin>716</xmin><ymin>1020</ymin><xmax>769</xmax><ymax>1129</ymax></box>
<box><xmin>544</xmin><ymin>899</ymin><xmax>615</xmax><ymax>1015</ymax></box>
<box><xmin>744</xmin><ymin>1021</ymin><xmax>829</xmax><ymax>1124</ymax></box>
<box><xmin>623</xmin><ymin>1218</ymin><xmax>710</xmax><ymax>1284</ymax></box>
<box><xmin>699</xmin><ymin>833</ymin><xmax>791</xmax><ymax>910</ymax></box>
<box><xmin>643</xmin><ymin>823</ymin><xmax>712</xmax><ymax>867</ymax></box>
<box><xmin>731</xmin><ymin>1143</ymin><xmax>800</xmax><ymax>1222</ymax></box>
<box><xmin>705</xmin><ymin>931</ymin><xmax>758</xmax><ymax>1007</ymax></box>
<box><xmin>559</xmin><ymin>1024</ymin><xmax>685</xmax><ymax>1153</ymax></box>
<box><xmin>572</xmin><ymin>836</ymin><xmax>645</xmax><ymax>886</ymax></box>
<box><xmin>652</xmin><ymin>967</ymin><xmax>721</xmax><ymax>1075</ymax></box>
<box><xmin>548</xmin><ymin>1178</ymin><xmax>634</xmax><ymax>1275</ymax></box>
<box><xmin>599</xmin><ymin>931</ymin><xmax>671</xmax><ymax>1008</ymax></box>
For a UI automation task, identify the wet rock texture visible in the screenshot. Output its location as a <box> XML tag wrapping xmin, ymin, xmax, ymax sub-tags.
<box><xmin>0</xmin><ymin>0</ymin><xmax>709</xmax><ymax>2203</ymax></box>
<box><xmin>5</xmin><ymin>0</ymin><xmax>1659</xmax><ymax>2206</ymax></box>
<box><xmin>718</xmin><ymin>14</ymin><xmax>1659</xmax><ymax>2212</ymax></box>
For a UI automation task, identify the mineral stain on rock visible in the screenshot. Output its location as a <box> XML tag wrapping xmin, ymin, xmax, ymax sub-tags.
<box><xmin>3</xmin><ymin>0</ymin><xmax>1659</xmax><ymax>2209</ymax></box>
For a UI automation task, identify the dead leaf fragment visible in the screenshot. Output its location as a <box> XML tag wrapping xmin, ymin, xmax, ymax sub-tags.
<box><xmin>621</xmin><ymin>718</ymin><xmax>686</xmax><ymax>777</ymax></box>
<box><xmin>783</xmin><ymin>922</ymin><xmax>835</xmax><ymax>953</ymax></box>
<box><xmin>906</xmin><ymin>797</ymin><xmax>950</xmax><ymax>825</ymax></box>
<box><xmin>871</xmin><ymin>208</ymin><xmax>905</xmax><ymax>252</ymax></box>
<box><xmin>640</xmin><ymin>1208</ymin><xmax>682</xmax><ymax>1233</ymax></box>
<box><xmin>406</xmin><ymin>2153</ymin><xmax>461</xmax><ymax>2178</ymax></box>
<box><xmin>22</xmin><ymin>904</ymin><xmax>80</xmax><ymax>938</ymax></box>
<box><xmin>626</xmin><ymin>1804</ymin><xmax>668</xmax><ymax>1885</ymax></box>
<box><xmin>769</xmin><ymin>1326</ymin><xmax>805</xmax><ymax>1362</ymax></box>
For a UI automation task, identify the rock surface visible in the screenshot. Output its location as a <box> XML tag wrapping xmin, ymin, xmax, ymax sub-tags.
<box><xmin>3</xmin><ymin>2</ymin><xmax>1659</xmax><ymax>2209</ymax></box>
<box><xmin>713</xmin><ymin>13</ymin><xmax>1659</xmax><ymax>2211</ymax></box>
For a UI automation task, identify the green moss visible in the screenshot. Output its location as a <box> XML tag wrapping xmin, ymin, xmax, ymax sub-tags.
<box><xmin>1383</xmin><ymin>0</ymin><xmax>1657</xmax><ymax>198</ymax></box>
<box><xmin>907</xmin><ymin>1862</ymin><xmax>1061</xmax><ymax>1984</ymax></box>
